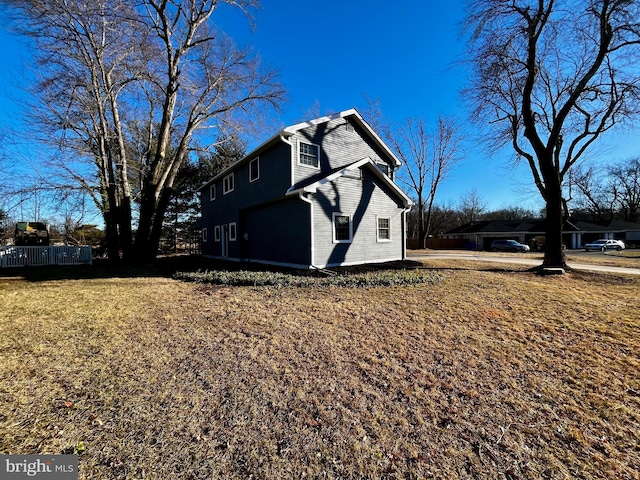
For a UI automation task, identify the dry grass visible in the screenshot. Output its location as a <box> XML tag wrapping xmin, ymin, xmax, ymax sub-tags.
<box><xmin>1</xmin><ymin>262</ymin><xmax>639</xmax><ymax>479</ymax></box>
<box><xmin>566</xmin><ymin>251</ymin><xmax>640</xmax><ymax>268</ymax></box>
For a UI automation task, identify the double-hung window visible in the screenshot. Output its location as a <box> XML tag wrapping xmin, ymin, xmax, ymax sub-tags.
<box><xmin>298</xmin><ymin>141</ymin><xmax>320</xmax><ymax>168</ymax></box>
<box><xmin>332</xmin><ymin>213</ymin><xmax>353</xmax><ymax>243</ymax></box>
<box><xmin>377</xmin><ymin>217</ymin><xmax>391</xmax><ymax>242</ymax></box>
<box><xmin>223</xmin><ymin>173</ymin><xmax>234</xmax><ymax>194</ymax></box>
<box><xmin>209</xmin><ymin>184</ymin><xmax>216</xmax><ymax>201</ymax></box>
<box><xmin>249</xmin><ymin>158</ymin><xmax>259</xmax><ymax>182</ymax></box>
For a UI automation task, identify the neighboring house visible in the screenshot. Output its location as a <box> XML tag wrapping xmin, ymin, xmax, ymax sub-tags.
<box><xmin>440</xmin><ymin>218</ymin><xmax>640</xmax><ymax>250</ymax></box>
<box><xmin>198</xmin><ymin>109</ymin><xmax>413</xmax><ymax>269</ymax></box>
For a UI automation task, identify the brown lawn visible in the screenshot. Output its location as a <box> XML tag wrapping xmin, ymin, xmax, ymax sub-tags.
<box><xmin>1</xmin><ymin>261</ymin><xmax>639</xmax><ymax>479</ymax></box>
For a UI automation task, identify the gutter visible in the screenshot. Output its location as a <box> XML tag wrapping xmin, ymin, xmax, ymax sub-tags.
<box><xmin>402</xmin><ymin>205</ymin><xmax>412</xmax><ymax>261</ymax></box>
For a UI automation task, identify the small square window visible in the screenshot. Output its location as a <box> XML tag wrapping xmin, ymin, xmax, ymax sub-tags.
<box><xmin>332</xmin><ymin>213</ymin><xmax>352</xmax><ymax>243</ymax></box>
<box><xmin>223</xmin><ymin>173</ymin><xmax>234</xmax><ymax>194</ymax></box>
<box><xmin>229</xmin><ymin>222</ymin><xmax>237</xmax><ymax>241</ymax></box>
<box><xmin>214</xmin><ymin>225</ymin><xmax>221</xmax><ymax>242</ymax></box>
<box><xmin>377</xmin><ymin>217</ymin><xmax>390</xmax><ymax>242</ymax></box>
<box><xmin>249</xmin><ymin>158</ymin><xmax>259</xmax><ymax>182</ymax></box>
<box><xmin>298</xmin><ymin>141</ymin><xmax>320</xmax><ymax>168</ymax></box>
<box><xmin>376</xmin><ymin>162</ymin><xmax>390</xmax><ymax>177</ymax></box>
<box><xmin>209</xmin><ymin>184</ymin><xmax>216</xmax><ymax>201</ymax></box>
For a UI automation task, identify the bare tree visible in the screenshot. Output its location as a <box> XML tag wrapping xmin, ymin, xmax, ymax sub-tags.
<box><xmin>360</xmin><ymin>94</ymin><xmax>385</xmax><ymax>132</ymax></box>
<box><xmin>571</xmin><ymin>164</ymin><xmax>614</xmax><ymax>219</ymax></box>
<box><xmin>425</xmin><ymin>201</ymin><xmax>459</xmax><ymax>236</ymax></box>
<box><xmin>464</xmin><ymin>0</ymin><xmax>640</xmax><ymax>269</ymax></box>
<box><xmin>484</xmin><ymin>204</ymin><xmax>536</xmax><ymax>221</ymax></box>
<box><xmin>386</xmin><ymin>116</ymin><xmax>462</xmax><ymax>247</ymax></box>
<box><xmin>609</xmin><ymin>158</ymin><xmax>640</xmax><ymax>222</ymax></box>
<box><xmin>458</xmin><ymin>188</ymin><xmax>487</xmax><ymax>224</ymax></box>
<box><xmin>4</xmin><ymin>0</ymin><xmax>285</xmax><ymax>263</ymax></box>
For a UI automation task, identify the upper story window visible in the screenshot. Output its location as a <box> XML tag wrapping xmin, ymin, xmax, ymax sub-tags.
<box><xmin>298</xmin><ymin>141</ymin><xmax>320</xmax><ymax>168</ymax></box>
<box><xmin>345</xmin><ymin>120</ymin><xmax>355</xmax><ymax>132</ymax></box>
<box><xmin>209</xmin><ymin>184</ymin><xmax>216</xmax><ymax>201</ymax></box>
<box><xmin>376</xmin><ymin>162</ymin><xmax>390</xmax><ymax>177</ymax></box>
<box><xmin>249</xmin><ymin>158</ymin><xmax>259</xmax><ymax>182</ymax></box>
<box><xmin>223</xmin><ymin>173</ymin><xmax>234</xmax><ymax>194</ymax></box>
<box><xmin>202</xmin><ymin>228</ymin><xmax>208</xmax><ymax>242</ymax></box>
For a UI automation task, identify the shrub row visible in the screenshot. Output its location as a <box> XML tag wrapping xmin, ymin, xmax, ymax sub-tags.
<box><xmin>173</xmin><ymin>269</ymin><xmax>442</xmax><ymax>288</ymax></box>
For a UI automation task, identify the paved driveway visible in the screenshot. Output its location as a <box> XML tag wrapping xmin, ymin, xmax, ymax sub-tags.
<box><xmin>407</xmin><ymin>251</ymin><xmax>640</xmax><ymax>276</ymax></box>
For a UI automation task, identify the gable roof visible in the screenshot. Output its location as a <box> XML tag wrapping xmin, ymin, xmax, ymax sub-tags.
<box><xmin>286</xmin><ymin>157</ymin><xmax>413</xmax><ymax>208</ymax></box>
<box><xmin>198</xmin><ymin>108</ymin><xmax>400</xmax><ymax>191</ymax></box>
<box><xmin>571</xmin><ymin>218</ymin><xmax>640</xmax><ymax>232</ymax></box>
<box><xmin>283</xmin><ymin>109</ymin><xmax>401</xmax><ymax>167</ymax></box>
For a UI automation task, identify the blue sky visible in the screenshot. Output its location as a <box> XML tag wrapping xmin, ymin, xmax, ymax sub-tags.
<box><xmin>1</xmin><ymin>1</ymin><xmax>638</xmax><ymax>216</ymax></box>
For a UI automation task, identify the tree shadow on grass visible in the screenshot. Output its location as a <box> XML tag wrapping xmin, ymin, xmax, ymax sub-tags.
<box><xmin>0</xmin><ymin>256</ymin><xmax>248</xmax><ymax>282</ymax></box>
<box><xmin>416</xmin><ymin>264</ymin><xmax>533</xmax><ymax>274</ymax></box>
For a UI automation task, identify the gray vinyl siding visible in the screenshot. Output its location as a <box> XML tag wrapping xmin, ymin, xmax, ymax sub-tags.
<box><xmin>242</xmin><ymin>197</ymin><xmax>311</xmax><ymax>267</ymax></box>
<box><xmin>293</xmin><ymin>117</ymin><xmax>395</xmax><ymax>186</ymax></box>
<box><xmin>201</xmin><ymin>141</ymin><xmax>292</xmax><ymax>259</ymax></box>
<box><xmin>200</xmin><ymin>113</ymin><xmax>410</xmax><ymax>268</ymax></box>
<box><xmin>311</xmin><ymin>169</ymin><xmax>405</xmax><ymax>267</ymax></box>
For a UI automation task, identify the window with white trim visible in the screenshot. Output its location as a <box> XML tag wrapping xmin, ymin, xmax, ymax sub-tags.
<box><xmin>214</xmin><ymin>225</ymin><xmax>221</xmax><ymax>242</ymax></box>
<box><xmin>376</xmin><ymin>162</ymin><xmax>390</xmax><ymax>177</ymax></box>
<box><xmin>332</xmin><ymin>213</ymin><xmax>352</xmax><ymax>243</ymax></box>
<box><xmin>223</xmin><ymin>173</ymin><xmax>234</xmax><ymax>194</ymax></box>
<box><xmin>377</xmin><ymin>217</ymin><xmax>391</xmax><ymax>242</ymax></box>
<box><xmin>229</xmin><ymin>222</ymin><xmax>237</xmax><ymax>241</ymax></box>
<box><xmin>209</xmin><ymin>184</ymin><xmax>216</xmax><ymax>201</ymax></box>
<box><xmin>249</xmin><ymin>158</ymin><xmax>259</xmax><ymax>182</ymax></box>
<box><xmin>345</xmin><ymin>120</ymin><xmax>355</xmax><ymax>132</ymax></box>
<box><xmin>202</xmin><ymin>228</ymin><xmax>208</xmax><ymax>242</ymax></box>
<box><xmin>298</xmin><ymin>141</ymin><xmax>320</xmax><ymax>168</ymax></box>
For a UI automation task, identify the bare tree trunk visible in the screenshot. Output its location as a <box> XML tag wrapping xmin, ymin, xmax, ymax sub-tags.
<box><xmin>543</xmin><ymin>187</ymin><xmax>566</xmax><ymax>269</ymax></box>
<box><xmin>423</xmin><ymin>194</ymin><xmax>437</xmax><ymax>249</ymax></box>
<box><xmin>417</xmin><ymin>194</ymin><xmax>425</xmax><ymax>248</ymax></box>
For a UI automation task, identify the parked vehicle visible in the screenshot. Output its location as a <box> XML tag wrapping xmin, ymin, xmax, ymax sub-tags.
<box><xmin>490</xmin><ymin>239</ymin><xmax>531</xmax><ymax>253</ymax></box>
<box><xmin>14</xmin><ymin>222</ymin><xmax>50</xmax><ymax>246</ymax></box>
<box><xmin>583</xmin><ymin>239</ymin><xmax>625</xmax><ymax>252</ymax></box>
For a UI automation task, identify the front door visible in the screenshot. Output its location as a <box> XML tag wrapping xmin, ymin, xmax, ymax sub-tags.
<box><xmin>221</xmin><ymin>224</ymin><xmax>229</xmax><ymax>258</ymax></box>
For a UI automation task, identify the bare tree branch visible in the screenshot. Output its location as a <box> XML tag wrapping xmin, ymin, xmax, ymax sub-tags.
<box><xmin>2</xmin><ymin>0</ymin><xmax>285</xmax><ymax>262</ymax></box>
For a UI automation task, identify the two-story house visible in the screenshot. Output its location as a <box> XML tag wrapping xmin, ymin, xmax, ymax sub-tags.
<box><xmin>199</xmin><ymin>108</ymin><xmax>413</xmax><ymax>269</ymax></box>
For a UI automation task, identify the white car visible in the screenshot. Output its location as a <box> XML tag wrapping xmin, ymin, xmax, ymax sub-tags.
<box><xmin>583</xmin><ymin>239</ymin><xmax>625</xmax><ymax>252</ymax></box>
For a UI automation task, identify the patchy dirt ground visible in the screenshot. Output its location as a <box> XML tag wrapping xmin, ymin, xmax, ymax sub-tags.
<box><xmin>1</xmin><ymin>262</ymin><xmax>639</xmax><ymax>479</ymax></box>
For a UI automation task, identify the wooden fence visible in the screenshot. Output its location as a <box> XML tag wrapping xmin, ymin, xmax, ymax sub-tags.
<box><xmin>0</xmin><ymin>246</ymin><xmax>92</xmax><ymax>268</ymax></box>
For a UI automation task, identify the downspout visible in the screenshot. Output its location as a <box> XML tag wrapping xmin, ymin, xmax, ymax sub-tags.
<box><xmin>402</xmin><ymin>205</ymin><xmax>411</xmax><ymax>260</ymax></box>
